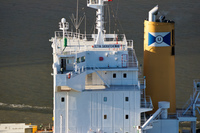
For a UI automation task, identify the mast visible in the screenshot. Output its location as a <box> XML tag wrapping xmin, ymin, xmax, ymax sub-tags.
<box><xmin>87</xmin><ymin>0</ymin><xmax>111</xmax><ymax>45</ymax></box>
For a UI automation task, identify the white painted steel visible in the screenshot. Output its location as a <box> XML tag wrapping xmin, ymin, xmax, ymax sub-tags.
<box><xmin>146</xmin><ymin>120</ymin><xmax>179</xmax><ymax>133</ymax></box>
<box><xmin>148</xmin><ymin>5</ymin><xmax>158</xmax><ymax>22</ymax></box>
<box><xmin>158</xmin><ymin>101</ymin><xmax>170</xmax><ymax>119</ymax></box>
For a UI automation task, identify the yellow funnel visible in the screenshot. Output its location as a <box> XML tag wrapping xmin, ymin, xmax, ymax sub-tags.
<box><xmin>143</xmin><ymin>20</ymin><xmax>176</xmax><ymax>113</ymax></box>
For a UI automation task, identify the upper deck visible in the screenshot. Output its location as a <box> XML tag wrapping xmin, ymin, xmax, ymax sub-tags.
<box><xmin>51</xmin><ymin>31</ymin><xmax>134</xmax><ymax>55</ymax></box>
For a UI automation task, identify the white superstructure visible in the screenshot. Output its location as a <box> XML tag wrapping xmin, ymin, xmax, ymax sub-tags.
<box><xmin>50</xmin><ymin>1</ymin><xmax>198</xmax><ymax>133</ymax></box>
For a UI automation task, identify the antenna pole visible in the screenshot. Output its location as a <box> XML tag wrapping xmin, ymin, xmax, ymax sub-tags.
<box><xmin>76</xmin><ymin>0</ymin><xmax>79</xmax><ymax>33</ymax></box>
<box><xmin>84</xmin><ymin>13</ymin><xmax>86</xmax><ymax>39</ymax></box>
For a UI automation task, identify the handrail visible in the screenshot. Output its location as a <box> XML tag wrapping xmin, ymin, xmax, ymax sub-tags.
<box><xmin>55</xmin><ymin>31</ymin><xmax>126</xmax><ymax>42</ymax></box>
<box><xmin>87</xmin><ymin>0</ymin><xmax>100</xmax><ymax>4</ymax></box>
<box><xmin>180</xmin><ymin>79</ymin><xmax>200</xmax><ymax>117</ymax></box>
<box><xmin>141</xmin><ymin>96</ymin><xmax>153</xmax><ymax>108</ymax></box>
<box><xmin>127</xmin><ymin>40</ymin><xmax>134</xmax><ymax>49</ymax></box>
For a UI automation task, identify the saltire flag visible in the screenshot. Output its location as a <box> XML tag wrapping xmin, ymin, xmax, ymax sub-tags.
<box><xmin>148</xmin><ymin>32</ymin><xmax>171</xmax><ymax>47</ymax></box>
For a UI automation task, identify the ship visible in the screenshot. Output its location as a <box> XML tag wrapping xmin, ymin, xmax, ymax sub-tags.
<box><xmin>46</xmin><ymin>0</ymin><xmax>200</xmax><ymax>133</ymax></box>
<box><xmin>0</xmin><ymin>1</ymin><xmax>199</xmax><ymax>133</ymax></box>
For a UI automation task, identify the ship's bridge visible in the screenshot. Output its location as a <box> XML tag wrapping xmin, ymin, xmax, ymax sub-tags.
<box><xmin>51</xmin><ymin>30</ymin><xmax>138</xmax><ymax>72</ymax></box>
<box><xmin>51</xmin><ymin>31</ymin><xmax>139</xmax><ymax>92</ymax></box>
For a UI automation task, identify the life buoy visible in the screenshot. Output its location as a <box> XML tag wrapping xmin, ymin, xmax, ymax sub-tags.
<box><xmin>68</xmin><ymin>73</ymin><xmax>71</xmax><ymax>79</ymax></box>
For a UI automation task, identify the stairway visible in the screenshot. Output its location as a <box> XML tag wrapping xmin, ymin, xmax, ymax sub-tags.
<box><xmin>182</xmin><ymin>80</ymin><xmax>200</xmax><ymax>116</ymax></box>
<box><xmin>128</xmin><ymin>48</ymin><xmax>137</xmax><ymax>67</ymax></box>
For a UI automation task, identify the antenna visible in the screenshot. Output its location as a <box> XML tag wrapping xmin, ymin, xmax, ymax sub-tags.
<box><xmin>84</xmin><ymin>12</ymin><xmax>87</xmax><ymax>40</ymax></box>
<box><xmin>105</xmin><ymin>3</ymin><xmax>111</xmax><ymax>34</ymax></box>
<box><xmin>70</xmin><ymin>0</ymin><xmax>85</xmax><ymax>34</ymax></box>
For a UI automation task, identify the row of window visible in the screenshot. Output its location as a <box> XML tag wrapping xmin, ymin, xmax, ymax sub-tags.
<box><xmin>77</xmin><ymin>56</ymin><xmax>85</xmax><ymax>63</ymax></box>
<box><xmin>61</xmin><ymin>97</ymin><xmax>130</xmax><ymax>120</ymax></box>
<box><xmin>104</xmin><ymin>97</ymin><xmax>129</xmax><ymax>102</ymax></box>
<box><xmin>61</xmin><ymin>97</ymin><xmax>129</xmax><ymax>102</ymax></box>
<box><xmin>113</xmin><ymin>73</ymin><xmax>127</xmax><ymax>78</ymax></box>
<box><xmin>104</xmin><ymin>114</ymin><xmax>129</xmax><ymax>119</ymax></box>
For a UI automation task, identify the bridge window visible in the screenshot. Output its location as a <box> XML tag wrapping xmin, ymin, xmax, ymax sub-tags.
<box><xmin>77</xmin><ymin>58</ymin><xmax>80</xmax><ymax>63</ymax></box>
<box><xmin>81</xmin><ymin>56</ymin><xmax>85</xmax><ymax>62</ymax></box>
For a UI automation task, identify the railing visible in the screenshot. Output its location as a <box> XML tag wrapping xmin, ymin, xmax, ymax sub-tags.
<box><xmin>55</xmin><ymin>31</ymin><xmax>126</xmax><ymax>42</ymax></box>
<box><xmin>67</xmin><ymin>126</ymin><xmax>136</xmax><ymax>133</ymax></box>
<box><xmin>87</xmin><ymin>0</ymin><xmax>100</xmax><ymax>4</ymax></box>
<box><xmin>168</xmin><ymin>113</ymin><xmax>178</xmax><ymax>119</ymax></box>
<box><xmin>55</xmin><ymin>31</ymin><xmax>91</xmax><ymax>40</ymax></box>
<box><xmin>179</xmin><ymin>79</ymin><xmax>200</xmax><ymax>117</ymax></box>
<box><xmin>127</xmin><ymin>40</ymin><xmax>133</xmax><ymax>49</ymax></box>
<box><xmin>194</xmin><ymin>79</ymin><xmax>200</xmax><ymax>91</ymax></box>
<box><xmin>138</xmin><ymin>78</ymin><xmax>146</xmax><ymax>90</ymax></box>
<box><xmin>141</xmin><ymin>96</ymin><xmax>153</xmax><ymax>108</ymax></box>
<box><xmin>139</xmin><ymin>78</ymin><xmax>146</xmax><ymax>89</ymax></box>
<box><xmin>65</xmin><ymin>66</ymin><xmax>86</xmax><ymax>79</ymax></box>
<box><xmin>54</xmin><ymin>31</ymin><xmax>130</xmax><ymax>54</ymax></box>
<box><xmin>126</xmin><ymin>61</ymin><xmax>138</xmax><ymax>68</ymax></box>
<box><xmin>177</xmin><ymin>109</ymin><xmax>194</xmax><ymax>117</ymax></box>
<box><xmin>85</xmin><ymin>62</ymin><xmax>137</xmax><ymax>68</ymax></box>
<box><xmin>181</xmin><ymin>95</ymin><xmax>193</xmax><ymax>112</ymax></box>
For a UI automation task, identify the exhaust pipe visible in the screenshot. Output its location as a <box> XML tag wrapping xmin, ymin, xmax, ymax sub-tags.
<box><xmin>149</xmin><ymin>5</ymin><xmax>158</xmax><ymax>22</ymax></box>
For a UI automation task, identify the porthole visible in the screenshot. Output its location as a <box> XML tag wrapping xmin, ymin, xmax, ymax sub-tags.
<box><xmin>125</xmin><ymin>97</ymin><xmax>129</xmax><ymax>102</ymax></box>
<box><xmin>104</xmin><ymin>115</ymin><xmax>107</xmax><ymax>119</ymax></box>
<box><xmin>61</xmin><ymin>97</ymin><xmax>65</xmax><ymax>102</ymax></box>
<box><xmin>104</xmin><ymin>97</ymin><xmax>107</xmax><ymax>102</ymax></box>
<box><xmin>123</xmin><ymin>73</ymin><xmax>127</xmax><ymax>78</ymax></box>
<box><xmin>125</xmin><ymin>115</ymin><xmax>129</xmax><ymax>119</ymax></box>
<box><xmin>113</xmin><ymin>73</ymin><xmax>116</xmax><ymax>78</ymax></box>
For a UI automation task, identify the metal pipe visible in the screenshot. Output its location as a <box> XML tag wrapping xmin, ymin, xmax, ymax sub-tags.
<box><xmin>141</xmin><ymin>108</ymin><xmax>162</xmax><ymax>130</ymax></box>
<box><xmin>148</xmin><ymin>5</ymin><xmax>158</xmax><ymax>22</ymax></box>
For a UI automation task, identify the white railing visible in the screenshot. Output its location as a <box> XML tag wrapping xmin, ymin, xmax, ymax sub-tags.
<box><xmin>176</xmin><ymin>109</ymin><xmax>193</xmax><ymax>117</ymax></box>
<box><xmin>138</xmin><ymin>78</ymin><xmax>146</xmax><ymax>89</ymax></box>
<box><xmin>141</xmin><ymin>96</ymin><xmax>153</xmax><ymax>108</ymax></box>
<box><xmin>85</xmin><ymin>61</ymin><xmax>137</xmax><ymax>68</ymax></box>
<box><xmin>181</xmin><ymin>95</ymin><xmax>193</xmax><ymax>111</ymax></box>
<box><xmin>55</xmin><ymin>31</ymin><xmax>126</xmax><ymax>43</ymax></box>
<box><xmin>65</xmin><ymin>66</ymin><xmax>86</xmax><ymax>79</ymax></box>
<box><xmin>68</xmin><ymin>127</ymin><xmax>136</xmax><ymax>133</ymax></box>
<box><xmin>54</xmin><ymin>31</ymin><xmax>131</xmax><ymax>54</ymax></box>
<box><xmin>87</xmin><ymin>0</ymin><xmax>100</xmax><ymax>5</ymax></box>
<box><xmin>127</xmin><ymin>40</ymin><xmax>134</xmax><ymax>49</ymax></box>
<box><xmin>179</xmin><ymin>79</ymin><xmax>200</xmax><ymax>117</ymax></box>
<box><xmin>138</xmin><ymin>80</ymin><xmax>141</xmax><ymax>89</ymax></box>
